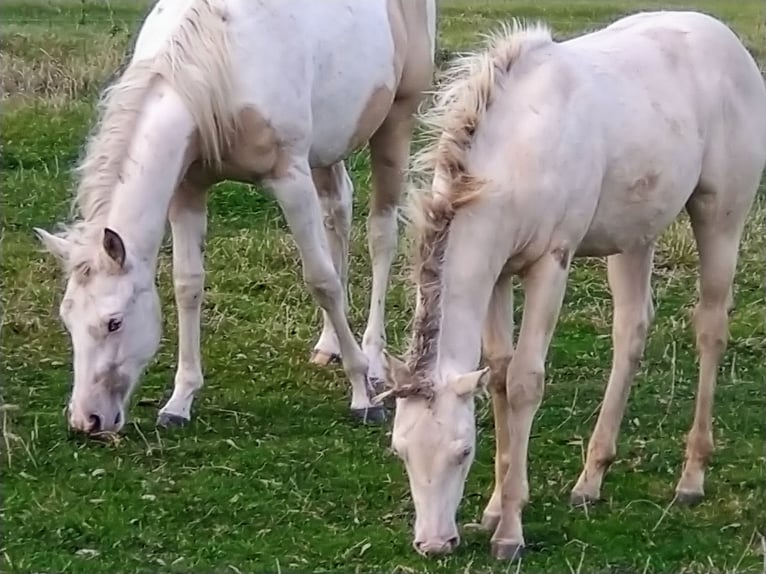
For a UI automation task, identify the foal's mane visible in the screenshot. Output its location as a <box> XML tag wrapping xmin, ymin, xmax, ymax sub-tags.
<box><xmin>61</xmin><ymin>0</ymin><xmax>236</xmax><ymax>248</ymax></box>
<box><xmin>403</xmin><ymin>21</ymin><xmax>552</xmax><ymax>380</ymax></box>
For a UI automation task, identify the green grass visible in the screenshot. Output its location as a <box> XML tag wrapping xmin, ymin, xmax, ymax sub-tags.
<box><xmin>2</xmin><ymin>1</ymin><xmax>765</xmax><ymax>572</ymax></box>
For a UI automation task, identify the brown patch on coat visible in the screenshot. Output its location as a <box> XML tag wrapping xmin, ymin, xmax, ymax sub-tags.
<box><xmin>348</xmin><ymin>85</ymin><xmax>395</xmax><ymax>153</ymax></box>
<box><xmin>550</xmin><ymin>246</ymin><xmax>570</xmax><ymax>269</ymax></box>
<box><xmin>222</xmin><ymin>106</ymin><xmax>290</xmax><ymax>180</ymax></box>
<box><xmin>628</xmin><ymin>171</ymin><xmax>660</xmax><ymax>200</ymax></box>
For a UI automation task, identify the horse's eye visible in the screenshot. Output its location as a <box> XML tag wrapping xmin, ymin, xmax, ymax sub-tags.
<box><xmin>107</xmin><ymin>318</ymin><xmax>122</xmax><ymax>333</ymax></box>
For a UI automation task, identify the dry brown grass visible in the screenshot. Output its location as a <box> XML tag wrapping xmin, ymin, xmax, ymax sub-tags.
<box><xmin>0</xmin><ymin>26</ymin><xmax>130</xmax><ymax>104</ymax></box>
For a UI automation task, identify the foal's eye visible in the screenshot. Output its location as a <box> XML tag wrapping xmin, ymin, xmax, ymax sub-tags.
<box><xmin>459</xmin><ymin>446</ymin><xmax>472</xmax><ymax>462</ymax></box>
<box><xmin>107</xmin><ymin>318</ymin><xmax>122</xmax><ymax>333</ymax></box>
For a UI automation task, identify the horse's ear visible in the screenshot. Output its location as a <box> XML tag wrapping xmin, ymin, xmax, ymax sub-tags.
<box><xmin>34</xmin><ymin>227</ymin><xmax>71</xmax><ymax>263</ymax></box>
<box><xmin>103</xmin><ymin>227</ymin><xmax>126</xmax><ymax>268</ymax></box>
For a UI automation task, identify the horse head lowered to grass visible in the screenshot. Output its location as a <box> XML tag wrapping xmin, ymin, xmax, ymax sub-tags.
<box><xmin>35</xmin><ymin>0</ymin><xmax>436</xmax><ymax>434</ymax></box>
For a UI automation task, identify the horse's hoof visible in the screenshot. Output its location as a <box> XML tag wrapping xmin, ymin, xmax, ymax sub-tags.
<box><xmin>491</xmin><ymin>540</ymin><xmax>524</xmax><ymax>561</ymax></box>
<box><xmin>675</xmin><ymin>490</ymin><xmax>704</xmax><ymax>506</ymax></box>
<box><xmin>350</xmin><ymin>405</ymin><xmax>387</xmax><ymax>425</ymax></box>
<box><xmin>156</xmin><ymin>412</ymin><xmax>189</xmax><ymax>428</ymax></box>
<box><xmin>570</xmin><ymin>490</ymin><xmax>599</xmax><ymax>507</ymax></box>
<box><xmin>310</xmin><ymin>350</ymin><xmax>341</xmax><ymax>366</ymax></box>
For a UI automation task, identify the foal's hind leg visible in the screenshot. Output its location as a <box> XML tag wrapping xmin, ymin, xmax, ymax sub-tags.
<box><xmin>158</xmin><ymin>178</ymin><xmax>210</xmax><ymax>427</ymax></box>
<box><xmin>571</xmin><ymin>246</ymin><xmax>654</xmax><ymax>504</ymax></box>
<box><xmin>674</xmin><ymin>187</ymin><xmax>753</xmax><ymax>504</ymax></box>
<box><xmin>309</xmin><ymin>163</ymin><xmax>353</xmax><ymax>366</ymax></box>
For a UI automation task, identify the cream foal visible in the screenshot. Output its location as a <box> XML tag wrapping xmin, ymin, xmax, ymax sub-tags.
<box><xmin>35</xmin><ymin>0</ymin><xmax>435</xmax><ymax>433</ymax></box>
<box><xmin>377</xmin><ymin>12</ymin><xmax>766</xmax><ymax>559</ymax></box>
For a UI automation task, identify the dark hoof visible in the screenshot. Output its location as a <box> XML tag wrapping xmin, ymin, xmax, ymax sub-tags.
<box><xmin>570</xmin><ymin>491</ymin><xmax>599</xmax><ymax>507</ymax></box>
<box><xmin>310</xmin><ymin>350</ymin><xmax>341</xmax><ymax>366</ymax></box>
<box><xmin>675</xmin><ymin>490</ymin><xmax>704</xmax><ymax>506</ymax></box>
<box><xmin>350</xmin><ymin>405</ymin><xmax>387</xmax><ymax>425</ymax></box>
<box><xmin>156</xmin><ymin>412</ymin><xmax>190</xmax><ymax>428</ymax></box>
<box><xmin>491</xmin><ymin>541</ymin><xmax>525</xmax><ymax>561</ymax></box>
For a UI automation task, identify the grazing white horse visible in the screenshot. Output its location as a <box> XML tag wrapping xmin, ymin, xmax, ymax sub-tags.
<box><xmin>376</xmin><ymin>11</ymin><xmax>766</xmax><ymax>559</ymax></box>
<box><xmin>34</xmin><ymin>0</ymin><xmax>436</xmax><ymax>434</ymax></box>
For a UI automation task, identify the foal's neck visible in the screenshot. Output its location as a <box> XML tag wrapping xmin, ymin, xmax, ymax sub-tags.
<box><xmin>422</xmin><ymin>220</ymin><xmax>503</xmax><ymax>383</ymax></box>
<box><xmin>105</xmin><ymin>82</ymin><xmax>198</xmax><ymax>265</ymax></box>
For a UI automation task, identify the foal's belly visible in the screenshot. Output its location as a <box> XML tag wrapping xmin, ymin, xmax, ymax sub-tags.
<box><xmin>576</xmin><ymin>176</ymin><xmax>696</xmax><ymax>257</ymax></box>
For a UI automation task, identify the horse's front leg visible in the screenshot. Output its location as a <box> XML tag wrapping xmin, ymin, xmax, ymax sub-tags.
<box><xmin>157</xmin><ymin>181</ymin><xmax>209</xmax><ymax>427</ymax></box>
<box><xmin>309</xmin><ymin>163</ymin><xmax>353</xmax><ymax>367</ymax></box>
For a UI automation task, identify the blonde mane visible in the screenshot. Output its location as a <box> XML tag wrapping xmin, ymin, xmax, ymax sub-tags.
<box><xmin>403</xmin><ymin>21</ymin><xmax>552</xmax><ymax>379</ymax></box>
<box><xmin>63</xmin><ymin>0</ymin><xmax>236</xmax><ymax>245</ymax></box>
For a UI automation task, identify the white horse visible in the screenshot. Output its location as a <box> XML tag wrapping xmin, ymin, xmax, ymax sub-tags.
<box><xmin>376</xmin><ymin>11</ymin><xmax>766</xmax><ymax>558</ymax></box>
<box><xmin>34</xmin><ymin>0</ymin><xmax>435</xmax><ymax>434</ymax></box>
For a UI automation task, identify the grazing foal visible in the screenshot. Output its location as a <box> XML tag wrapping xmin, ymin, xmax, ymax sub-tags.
<box><xmin>377</xmin><ymin>12</ymin><xmax>766</xmax><ymax>559</ymax></box>
<box><xmin>35</xmin><ymin>0</ymin><xmax>435</xmax><ymax>434</ymax></box>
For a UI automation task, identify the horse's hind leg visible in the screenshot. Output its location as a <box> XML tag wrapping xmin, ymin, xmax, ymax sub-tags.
<box><xmin>675</xmin><ymin>181</ymin><xmax>756</xmax><ymax>504</ymax></box>
<box><xmin>309</xmin><ymin>163</ymin><xmax>353</xmax><ymax>366</ymax></box>
<box><xmin>269</xmin><ymin>160</ymin><xmax>384</xmax><ymax>424</ymax></box>
<box><xmin>158</xmin><ymin>177</ymin><xmax>210</xmax><ymax>427</ymax></box>
<box><xmin>571</xmin><ymin>245</ymin><xmax>654</xmax><ymax>504</ymax></box>
<box><xmin>362</xmin><ymin>97</ymin><xmax>419</xmax><ymax>385</ymax></box>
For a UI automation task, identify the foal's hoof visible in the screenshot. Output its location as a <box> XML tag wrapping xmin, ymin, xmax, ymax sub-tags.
<box><xmin>310</xmin><ymin>350</ymin><xmax>341</xmax><ymax>366</ymax></box>
<box><xmin>156</xmin><ymin>412</ymin><xmax>190</xmax><ymax>428</ymax></box>
<box><xmin>570</xmin><ymin>490</ymin><xmax>599</xmax><ymax>507</ymax></box>
<box><xmin>675</xmin><ymin>490</ymin><xmax>704</xmax><ymax>506</ymax></box>
<box><xmin>350</xmin><ymin>405</ymin><xmax>387</xmax><ymax>425</ymax></box>
<box><xmin>491</xmin><ymin>540</ymin><xmax>525</xmax><ymax>561</ymax></box>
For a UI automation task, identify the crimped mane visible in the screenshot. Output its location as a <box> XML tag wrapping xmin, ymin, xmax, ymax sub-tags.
<box><xmin>403</xmin><ymin>20</ymin><xmax>552</xmax><ymax>380</ymax></box>
<box><xmin>60</xmin><ymin>0</ymin><xmax>236</xmax><ymax>250</ymax></box>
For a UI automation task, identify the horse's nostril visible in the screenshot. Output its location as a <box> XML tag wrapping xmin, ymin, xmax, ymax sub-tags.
<box><xmin>448</xmin><ymin>536</ymin><xmax>460</xmax><ymax>550</ymax></box>
<box><xmin>114</xmin><ymin>412</ymin><xmax>121</xmax><ymax>426</ymax></box>
<box><xmin>88</xmin><ymin>414</ymin><xmax>102</xmax><ymax>433</ymax></box>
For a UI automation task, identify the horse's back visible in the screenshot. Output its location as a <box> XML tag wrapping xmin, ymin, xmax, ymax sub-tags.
<box><xmin>131</xmin><ymin>0</ymin><xmax>435</xmax><ymax>167</ymax></box>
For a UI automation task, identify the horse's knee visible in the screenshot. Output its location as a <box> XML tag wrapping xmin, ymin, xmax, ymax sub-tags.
<box><xmin>304</xmin><ymin>269</ymin><xmax>342</xmax><ymax>306</ymax></box>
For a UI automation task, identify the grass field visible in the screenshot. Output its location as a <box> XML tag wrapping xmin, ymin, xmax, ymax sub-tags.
<box><xmin>2</xmin><ymin>1</ymin><xmax>764</xmax><ymax>572</ymax></box>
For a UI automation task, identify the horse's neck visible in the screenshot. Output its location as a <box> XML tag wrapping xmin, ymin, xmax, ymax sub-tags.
<box><xmin>105</xmin><ymin>83</ymin><xmax>197</xmax><ymax>264</ymax></box>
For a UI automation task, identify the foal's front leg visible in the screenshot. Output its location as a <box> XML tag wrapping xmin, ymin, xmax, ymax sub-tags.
<box><xmin>492</xmin><ymin>250</ymin><xmax>570</xmax><ymax>561</ymax></box>
<box><xmin>268</xmin><ymin>161</ymin><xmax>383</xmax><ymax>423</ymax></box>
<box><xmin>157</xmin><ymin>182</ymin><xmax>208</xmax><ymax>426</ymax></box>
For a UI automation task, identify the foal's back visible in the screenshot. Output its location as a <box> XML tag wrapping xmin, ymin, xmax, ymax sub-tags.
<box><xmin>471</xmin><ymin>11</ymin><xmax>766</xmax><ymax>259</ymax></box>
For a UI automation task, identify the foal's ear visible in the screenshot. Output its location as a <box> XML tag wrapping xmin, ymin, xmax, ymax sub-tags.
<box><xmin>449</xmin><ymin>367</ymin><xmax>491</xmax><ymax>398</ymax></box>
<box><xmin>103</xmin><ymin>227</ymin><xmax>126</xmax><ymax>268</ymax></box>
<box><xmin>383</xmin><ymin>350</ymin><xmax>411</xmax><ymax>386</ymax></box>
<box><xmin>34</xmin><ymin>227</ymin><xmax>71</xmax><ymax>263</ymax></box>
